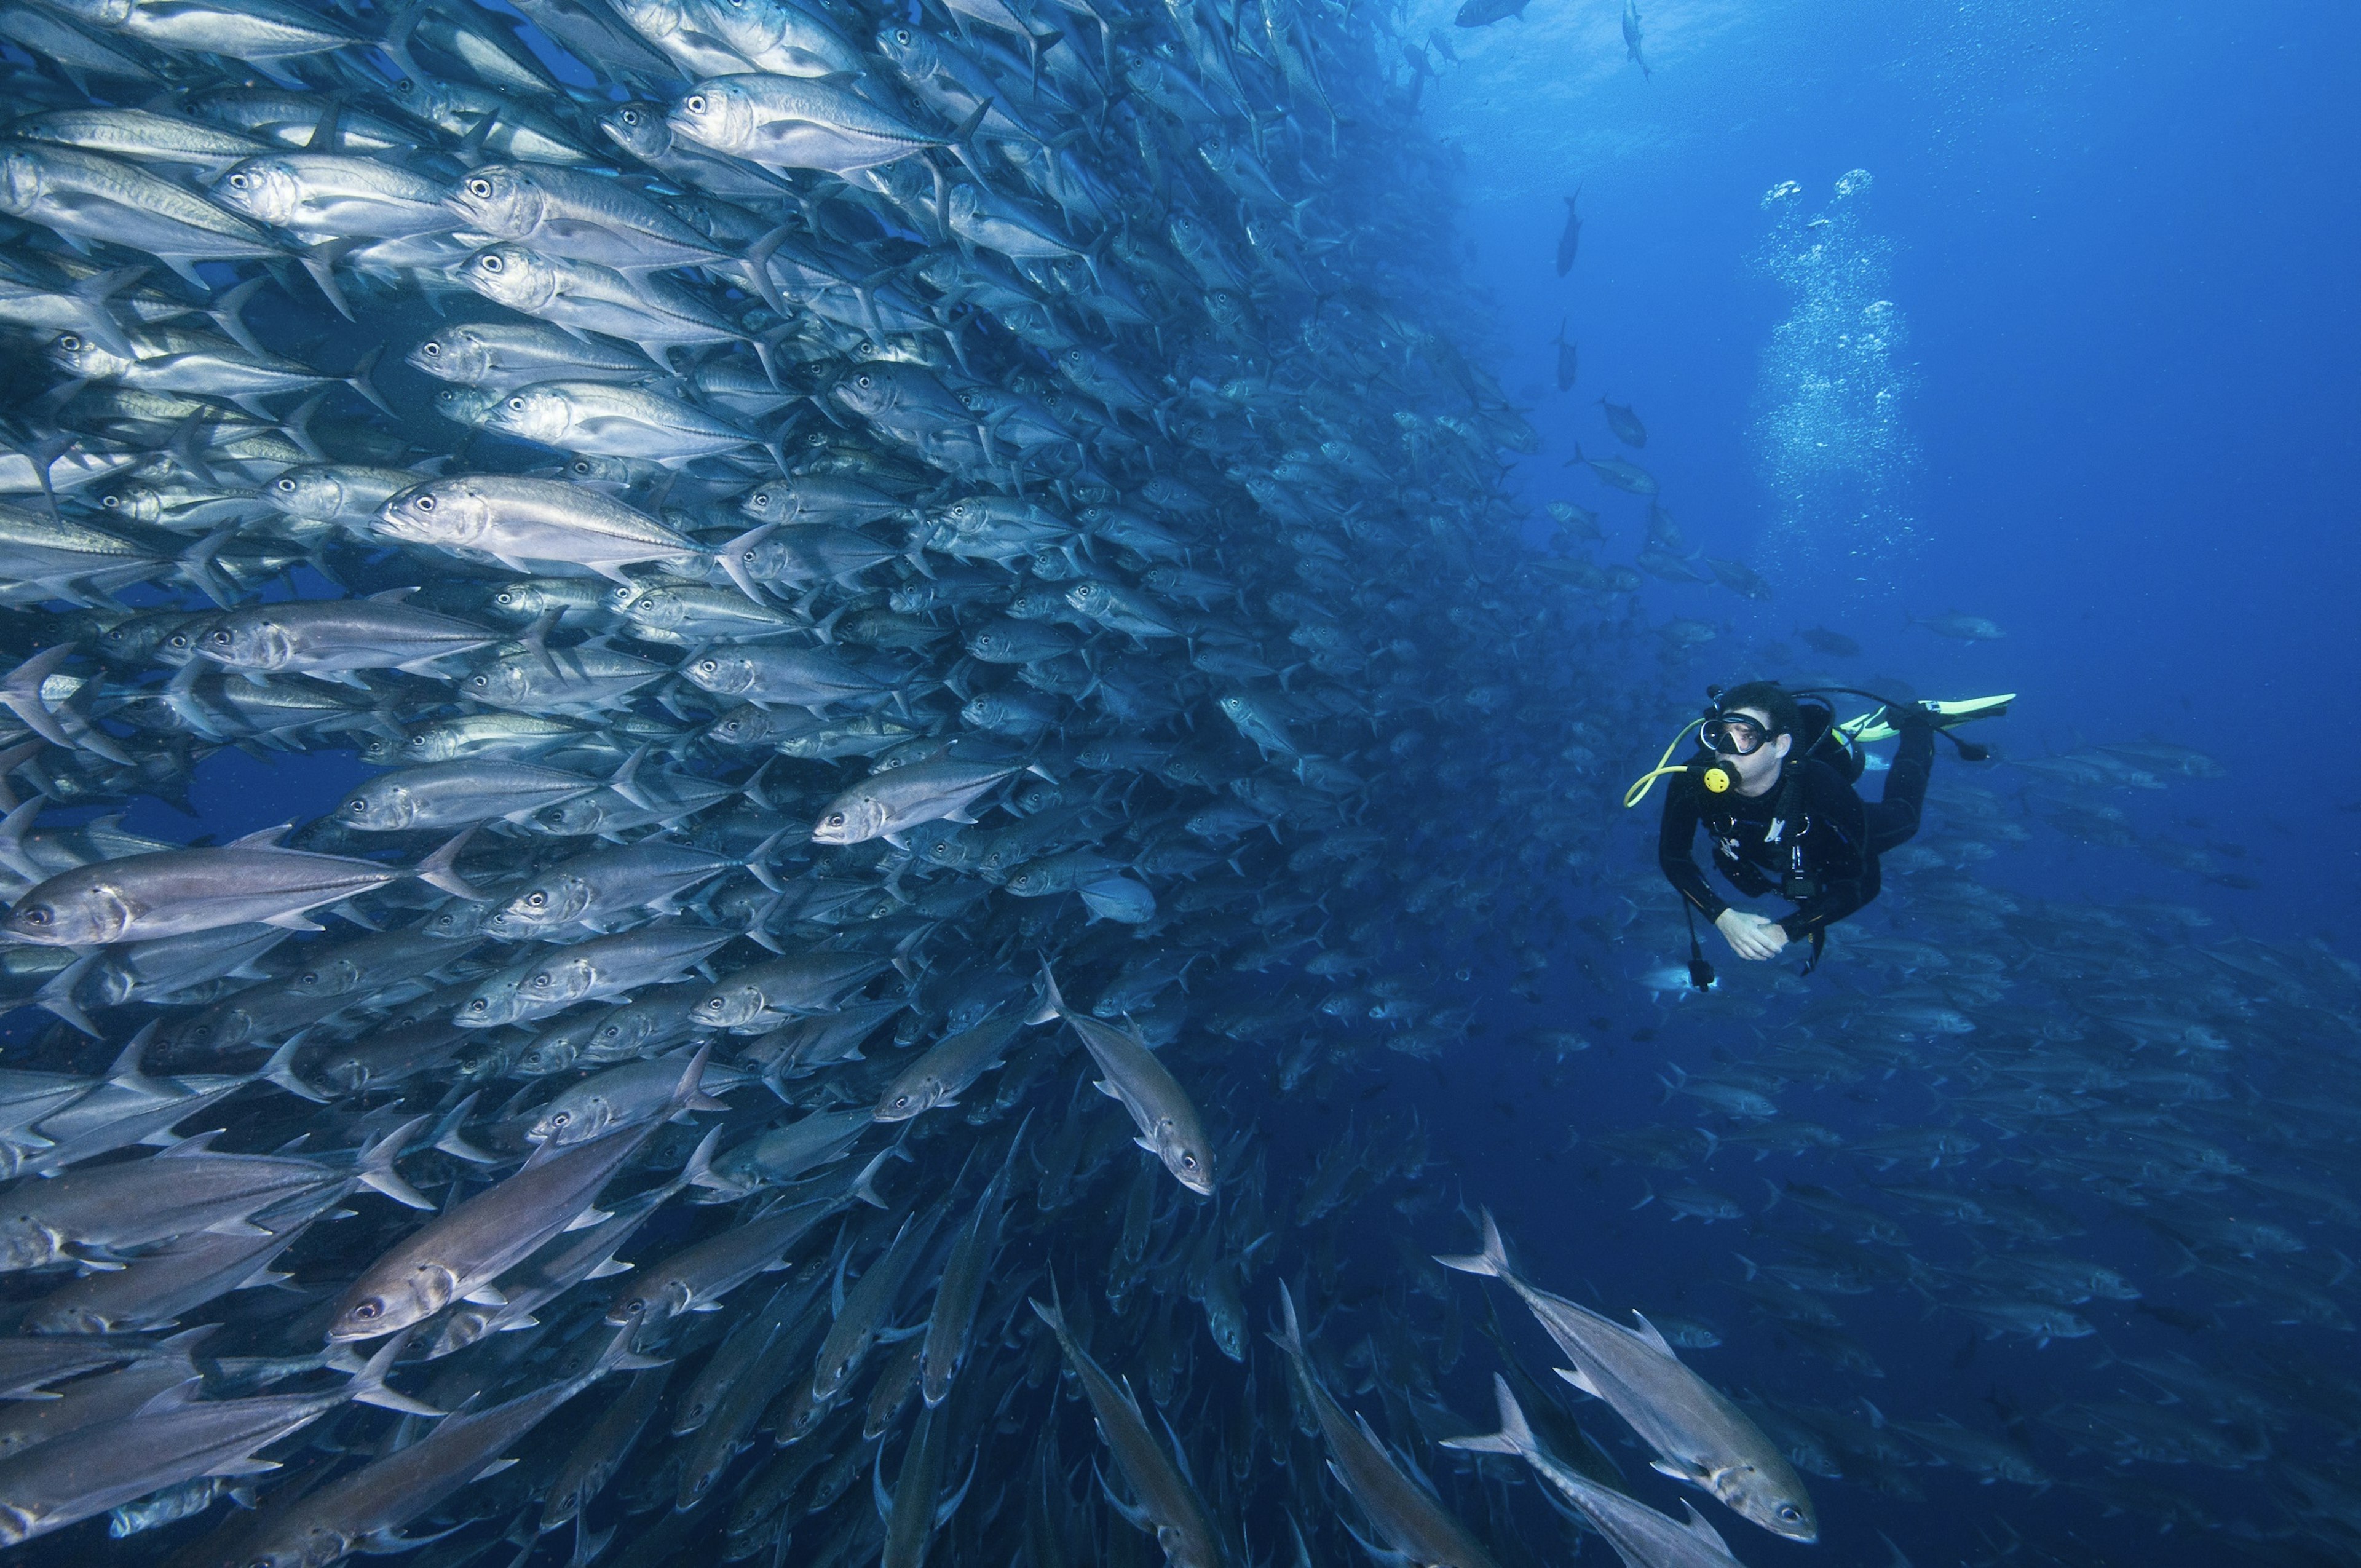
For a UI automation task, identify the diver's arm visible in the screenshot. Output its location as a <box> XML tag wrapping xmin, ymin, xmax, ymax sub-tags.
<box><xmin>1656</xmin><ymin>782</ymin><xmax>1727</xmax><ymax>920</ymax></box>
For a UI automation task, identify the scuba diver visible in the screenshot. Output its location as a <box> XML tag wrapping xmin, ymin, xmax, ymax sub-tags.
<box><xmin>1633</xmin><ymin>682</ymin><xmax>2009</xmax><ymax>979</ymax></box>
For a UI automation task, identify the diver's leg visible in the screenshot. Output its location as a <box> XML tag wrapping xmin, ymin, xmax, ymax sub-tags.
<box><xmin>1864</xmin><ymin>721</ymin><xmax>1936</xmax><ymax>855</ymax></box>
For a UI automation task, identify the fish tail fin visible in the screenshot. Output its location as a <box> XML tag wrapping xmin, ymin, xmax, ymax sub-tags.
<box><xmin>354</xmin><ymin>1114</ymin><xmax>433</xmax><ymax>1210</ymax></box>
<box><xmin>260</xmin><ymin>1032</ymin><xmax>331</xmax><ymax>1104</ymax></box>
<box><xmin>1270</xmin><ymin>1280</ymin><xmax>1307</xmax><ymax>1359</ymax></box>
<box><xmin>1028</xmin><ymin>959</ymin><xmax>1065</xmax><ymax>1025</ymax></box>
<box><xmin>349</xmin><ymin>1328</ymin><xmax>441</xmax><ymax>1416</ymax></box>
<box><xmin>1433</xmin><ymin>1206</ymin><xmax>1510</xmax><ymax>1278</ymax></box>
<box><xmin>0</xmin><ymin>645</ymin><xmax>76</xmax><ymax>749</ymax></box>
<box><xmin>414</xmin><ymin>826</ymin><xmax>484</xmax><ymax>901</ymax></box>
<box><xmin>1442</xmin><ymin>1374</ymin><xmax>1534</xmax><ymax>1458</ymax></box>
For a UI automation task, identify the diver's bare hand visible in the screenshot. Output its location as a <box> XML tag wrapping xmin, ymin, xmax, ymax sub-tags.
<box><xmin>1715</xmin><ymin>909</ymin><xmax>1789</xmax><ymax>960</ymax></box>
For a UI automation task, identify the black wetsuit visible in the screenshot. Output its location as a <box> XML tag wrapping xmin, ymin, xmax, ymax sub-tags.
<box><xmin>1657</xmin><ymin>721</ymin><xmax>1935</xmax><ymax>948</ymax></box>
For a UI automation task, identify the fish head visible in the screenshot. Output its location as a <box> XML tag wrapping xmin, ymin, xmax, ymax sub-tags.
<box><xmin>668</xmin><ymin>81</ymin><xmax>754</xmax><ymax>157</ymax></box>
<box><xmin>212</xmin><ymin>157</ymin><xmax>304</xmax><ymax>228</ymax></box>
<box><xmin>516</xmin><ymin>1036</ymin><xmax>579</xmax><ymax>1074</ymax></box>
<box><xmin>528</xmin><ymin>1093</ymin><xmax>604</xmax><ymax>1144</ymax></box>
<box><xmin>430</xmin><ymin>385</ymin><xmax>501</xmax><ymax>430</ymax></box>
<box><xmin>873</xmin><ymin>21</ymin><xmax>934</xmax><ymax>70</ymax></box>
<box><xmin>600</xmin><ymin>101</ymin><xmax>674</xmax><ymax>160</ymax></box>
<box><xmin>0</xmin><ymin>149</ymin><xmax>46</xmax><ymax>220</ymax></box>
<box><xmin>4</xmin><ymin>872</ymin><xmax>127</xmax><ymax>946</ymax></box>
<box><xmin>456</xmin><ymin>972</ymin><xmax>526</xmax><ymax>1028</ymax></box>
<box><xmin>706</xmin><ymin>706</ymin><xmax>776</xmax><ymax>746</ymax></box>
<box><xmin>329</xmin><ymin>1259</ymin><xmax>456</xmax><ymax>1342</ymax></box>
<box><xmin>811</xmin><ymin>793</ymin><xmax>887</xmax><ymax>845</ymax></box>
<box><xmin>47</xmin><ymin>330</ymin><xmax>129</xmax><ymax>379</ymax></box>
<box><xmin>338</xmin><ymin>779</ymin><xmax>416</xmax><ymax>831</ymax></box>
<box><xmin>268</xmin><ymin>466</ymin><xmax>351</xmax><ymax>521</ymax></box>
<box><xmin>532</xmin><ymin>796</ymin><xmax>609</xmax><ymax>835</ymax></box>
<box><xmin>406</xmin><ymin>328</ymin><xmax>492</xmax><ymax>385</ymax></box>
<box><xmin>519</xmin><ymin>955</ymin><xmax>595</xmax><ymax>1015</ymax></box>
<box><xmin>380</xmin><ymin>480</ymin><xmax>493</xmax><ymax>550</ymax></box>
<box><xmin>199</xmin><ymin>612</ymin><xmax>292</xmax><ymax>672</ymax></box>
<box><xmin>464</xmin><ymin>661</ymin><xmax>532</xmax><ymax>707</ymax></box>
<box><xmin>684</xmin><ymin>653</ymin><xmax>756</xmax><ymax>696</ymax></box>
<box><xmin>831</xmin><ymin>367</ymin><xmax>898</xmax><ymax>420</ymax></box>
<box><xmin>502</xmin><ymin>873</ymin><xmax>594</xmax><ymax>930</ymax></box>
<box><xmin>1712</xmin><ymin>1463</ymin><xmax>1818</xmax><ymax>1542</ymax></box>
<box><xmin>445</xmin><ymin>164</ymin><xmax>541</xmax><ymax>239</ymax></box>
<box><xmin>1156</xmin><ymin>1125</ymin><xmax>1216</xmax><ymax>1195</ymax></box>
<box><xmin>460</xmin><ymin>244</ymin><xmax>559</xmax><ymax>312</ymax></box>
<box><xmin>693</xmin><ymin>983</ymin><xmax>764</xmax><ymax>1030</ymax></box>
<box><xmin>0</xmin><ymin>1219</ymin><xmax>63</xmax><ymax>1272</ymax></box>
<box><xmin>95</xmin><ymin>483</ymin><xmax>166</xmax><ymax>526</ymax></box>
<box><xmin>489</xmin><ymin>385</ymin><xmax>572</xmax><ymax>444</ymax></box>
<box><xmin>874</xmin><ymin>1075</ymin><xmax>939</xmax><ymax>1121</ymax></box>
<box><xmin>603</xmin><ymin>1280</ymin><xmax>674</xmax><ymax>1326</ymax></box>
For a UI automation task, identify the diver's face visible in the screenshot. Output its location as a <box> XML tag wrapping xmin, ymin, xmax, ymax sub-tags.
<box><xmin>1716</xmin><ymin>706</ymin><xmax>1791</xmax><ymax>794</ymax></box>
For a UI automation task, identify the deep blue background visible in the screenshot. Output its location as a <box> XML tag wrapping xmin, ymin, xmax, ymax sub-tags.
<box><xmin>1423</xmin><ymin>0</ymin><xmax>2360</xmax><ymax>937</ymax></box>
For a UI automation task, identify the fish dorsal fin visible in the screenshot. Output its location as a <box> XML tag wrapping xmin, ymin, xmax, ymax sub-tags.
<box><xmin>135</xmin><ymin>1376</ymin><xmax>204</xmax><ymax>1415</ymax></box>
<box><xmin>229</xmin><ymin>822</ymin><xmax>295</xmax><ymax>849</ymax></box>
<box><xmin>1629</xmin><ymin>1309</ymin><xmax>1679</xmax><ymax>1360</ymax></box>
<box><xmin>159</xmin><ymin>1129</ymin><xmax>226</xmax><ymax>1158</ymax></box>
<box><xmin>1555</xmin><ymin>1364</ymin><xmax>1602</xmax><ymax>1400</ymax></box>
<box><xmin>1679</xmin><ymin>1502</ymin><xmax>1731</xmax><ymax>1554</ymax></box>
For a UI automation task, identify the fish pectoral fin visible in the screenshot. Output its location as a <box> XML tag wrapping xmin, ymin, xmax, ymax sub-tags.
<box><xmin>1555</xmin><ymin>1364</ymin><xmax>1603</xmax><ymax>1399</ymax></box>
<box><xmin>262</xmin><ymin>912</ymin><xmax>326</xmax><ymax>932</ymax></box>
<box><xmin>563</xmin><ymin>1208</ymin><xmax>613</xmax><ymax>1232</ymax></box>
<box><xmin>462</xmin><ymin>1285</ymin><xmax>508</xmax><ymax>1306</ymax></box>
<box><xmin>587</xmin><ymin>1259</ymin><xmax>633</xmax><ymax>1279</ymax></box>
<box><xmin>1650</xmin><ymin>1458</ymin><xmax>1709</xmax><ymax>1487</ymax></box>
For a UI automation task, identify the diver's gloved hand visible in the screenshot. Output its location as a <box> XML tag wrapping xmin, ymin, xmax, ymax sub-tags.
<box><xmin>1890</xmin><ymin>702</ymin><xmax>1940</xmax><ymax>735</ymax></box>
<box><xmin>1715</xmin><ymin>908</ymin><xmax>1790</xmax><ymax>960</ymax></box>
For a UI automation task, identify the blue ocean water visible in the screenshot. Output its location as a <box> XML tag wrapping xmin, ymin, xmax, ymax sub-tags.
<box><xmin>1392</xmin><ymin>4</ymin><xmax>2361</xmax><ymax>1561</ymax></box>
<box><xmin>0</xmin><ymin>0</ymin><xmax>2354</xmax><ymax>1563</ymax></box>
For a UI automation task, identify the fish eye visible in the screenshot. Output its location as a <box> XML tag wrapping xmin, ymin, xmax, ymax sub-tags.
<box><xmin>622</xmin><ymin>1297</ymin><xmax>643</xmax><ymax>1313</ymax></box>
<box><xmin>750</xmin><ymin>492</ymin><xmax>769</xmax><ymax>505</ymax></box>
<box><xmin>548</xmin><ymin>1109</ymin><xmax>569</xmax><ymax>1123</ymax></box>
<box><xmin>415</xmin><ymin>495</ymin><xmax>434</xmax><ymax>511</ymax></box>
<box><xmin>685</xmin><ymin>95</ymin><xmax>705</xmax><ymax>113</ymax></box>
<box><xmin>228</xmin><ymin>173</ymin><xmax>247</xmax><ymax>188</ymax></box>
<box><xmin>350</xmin><ymin>1299</ymin><xmax>381</xmax><ymax>1319</ymax></box>
<box><xmin>698</xmin><ymin>659</ymin><xmax>718</xmax><ymax>674</ymax></box>
<box><xmin>19</xmin><ymin>908</ymin><xmax>48</xmax><ymax>926</ymax></box>
<box><xmin>468</xmin><ymin>177</ymin><xmax>491</xmax><ymax>197</ymax></box>
<box><xmin>825</xmin><ymin>813</ymin><xmax>844</xmax><ymax>828</ymax></box>
<box><xmin>274</xmin><ymin>477</ymin><xmax>295</xmax><ymax>492</ymax></box>
<box><xmin>619</xmin><ymin>108</ymin><xmax>640</xmax><ymax>124</ymax></box>
<box><xmin>508</xmin><ymin>398</ymin><xmax>525</xmax><ymax>410</ymax></box>
<box><xmin>58</xmin><ymin>334</ymin><xmax>78</xmax><ymax>350</ymax></box>
<box><xmin>1181</xmin><ymin>1153</ymin><xmax>1198</xmax><ymax>1169</ymax></box>
<box><xmin>469</xmin><ymin>997</ymin><xmax>488</xmax><ymax>1012</ymax></box>
<box><xmin>895</xmin><ymin>27</ymin><xmax>909</xmax><ymax>41</ymax></box>
<box><xmin>100</xmin><ymin>493</ymin><xmax>121</xmax><ymax>507</ymax></box>
<box><xmin>480</xmin><ymin>254</ymin><xmax>502</xmax><ymax>272</ymax></box>
<box><xmin>421</xmin><ymin>341</ymin><xmax>440</xmax><ymax>355</ymax></box>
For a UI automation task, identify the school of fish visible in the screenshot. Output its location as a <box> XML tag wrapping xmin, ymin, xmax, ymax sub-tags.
<box><xmin>0</xmin><ymin>0</ymin><xmax>2341</xmax><ymax>1563</ymax></box>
